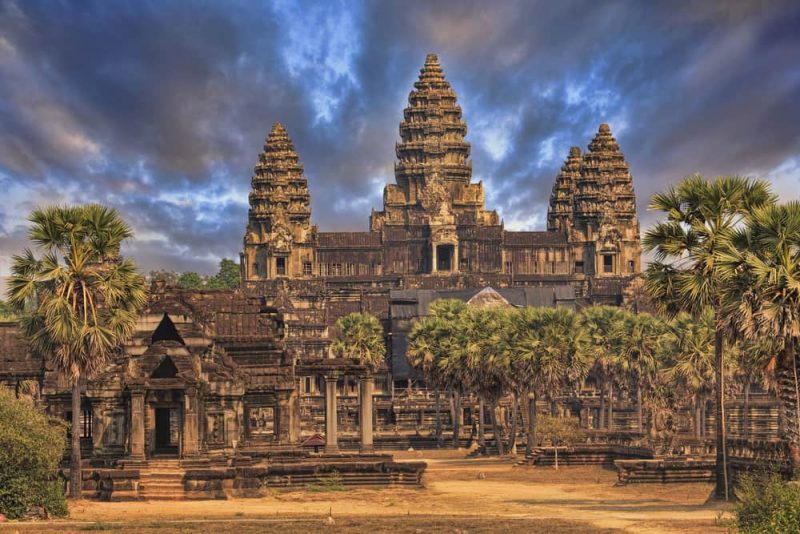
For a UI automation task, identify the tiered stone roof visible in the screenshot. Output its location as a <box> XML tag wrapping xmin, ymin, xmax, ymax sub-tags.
<box><xmin>547</xmin><ymin>146</ymin><xmax>582</xmax><ymax>231</ymax></box>
<box><xmin>574</xmin><ymin>124</ymin><xmax>636</xmax><ymax>222</ymax></box>
<box><xmin>248</xmin><ymin>123</ymin><xmax>311</xmax><ymax>231</ymax></box>
<box><xmin>396</xmin><ymin>53</ymin><xmax>471</xmax><ymax>190</ymax></box>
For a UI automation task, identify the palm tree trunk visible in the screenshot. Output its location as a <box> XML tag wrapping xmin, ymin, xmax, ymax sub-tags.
<box><xmin>69</xmin><ymin>377</ymin><xmax>82</xmax><ymax>499</ymax></box>
<box><xmin>695</xmin><ymin>396</ymin><xmax>703</xmax><ymax>439</ymax></box>
<box><xmin>786</xmin><ymin>339</ymin><xmax>800</xmax><ymax>476</ymax></box>
<box><xmin>743</xmin><ymin>380</ymin><xmax>751</xmax><ymax>439</ymax></box>
<box><xmin>478</xmin><ymin>399</ymin><xmax>486</xmax><ymax>447</ymax></box>
<box><xmin>527</xmin><ymin>390</ymin><xmax>538</xmax><ymax>456</ymax></box>
<box><xmin>598</xmin><ymin>382</ymin><xmax>606</xmax><ymax>430</ymax></box>
<box><xmin>434</xmin><ymin>389</ymin><xmax>443</xmax><ymax>448</ymax></box>
<box><xmin>636</xmin><ymin>383</ymin><xmax>643</xmax><ymax>433</ymax></box>
<box><xmin>452</xmin><ymin>390</ymin><xmax>462</xmax><ymax>448</ymax></box>
<box><xmin>554</xmin><ymin>444</ymin><xmax>559</xmax><ymax>470</ymax></box>
<box><xmin>490</xmin><ymin>401</ymin><xmax>505</xmax><ymax>455</ymax></box>
<box><xmin>714</xmin><ymin>329</ymin><xmax>729</xmax><ymax>500</ymax></box>
<box><xmin>509</xmin><ymin>392</ymin><xmax>518</xmax><ymax>455</ymax></box>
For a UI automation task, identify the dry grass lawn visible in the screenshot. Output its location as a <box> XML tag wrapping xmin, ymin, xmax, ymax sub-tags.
<box><xmin>0</xmin><ymin>450</ymin><xmax>732</xmax><ymax>533</ymax></box>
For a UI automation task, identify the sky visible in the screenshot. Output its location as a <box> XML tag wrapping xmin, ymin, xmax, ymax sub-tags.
<box><xmin>1</xmin><ymin>0</ymin><xmax>799</xmax><ymax>278</ymax></box>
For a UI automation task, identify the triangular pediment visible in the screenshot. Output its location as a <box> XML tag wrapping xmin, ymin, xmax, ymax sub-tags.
<box><xmin>151</xmin><ymin>313</ymin><xmax>185</xmax><ymax>345</ymax></box>
<box><xmin>467</xmin><ymin>287</ymin><xmax>511</xmax><ymax>309</ymax></box>
<box><xmin>151</xmin><ymin>356</ymin><xmax>179</xmax><ymax>379</ymax></box>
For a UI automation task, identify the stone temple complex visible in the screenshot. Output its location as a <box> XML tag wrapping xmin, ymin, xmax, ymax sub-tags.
<box><xmin>0</xmin><ymin>55</ymin><xmax>781</xmax><ymax>497</ymax></box>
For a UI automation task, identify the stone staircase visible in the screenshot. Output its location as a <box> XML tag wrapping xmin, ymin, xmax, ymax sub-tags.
<box><xmin>138</xmin><ymin>459</ymin><xmax>186</xmax><ymax>500</ymax></box>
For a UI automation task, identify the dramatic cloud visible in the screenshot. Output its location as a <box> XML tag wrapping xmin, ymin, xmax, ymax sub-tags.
<box><xmin>1</xmin><ymin>0</ymin><xmax>798</xmax><ymax>276</ymax></box>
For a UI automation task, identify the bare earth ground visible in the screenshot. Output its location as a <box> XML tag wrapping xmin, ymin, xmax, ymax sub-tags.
<box><xmin>0</xmin><ymin>450</ymin><xmax>732</xmax><ymax>533</ymax></box>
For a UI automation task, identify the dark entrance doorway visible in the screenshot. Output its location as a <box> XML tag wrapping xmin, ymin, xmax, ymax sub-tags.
<box><xmin>154</xmin><ymin>407</ymin><xmax>179</xmax><ymax>455</ymax></box>
<box><xmin>436</xmin><ymin>244</ymin><xmax>454</xmax><ymax>272</ymax></box>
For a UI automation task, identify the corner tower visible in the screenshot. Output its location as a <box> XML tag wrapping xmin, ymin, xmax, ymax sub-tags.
<box><xmin>569</xmin><ymin>124</ymin><xmax>640</xmax><ymax>278</ymax></box>
<box><xmin>241</xmin><ymin>123</ymin><xmax>315</xmax><ymax>280</ymax></box>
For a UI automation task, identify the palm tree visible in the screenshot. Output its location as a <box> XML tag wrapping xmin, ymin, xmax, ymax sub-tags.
<box><xmin>664</xmin><ymin>312</ymin><xmax>717</xmax><ymax>439</ymax></box>
<box><xmin>330</xmin><ymin>312</ymin><xmax>386</xmax><ymax>370</ymax></box>
<box><xmin>644</xmin><ymin>174</ymin><xmax>774</xmax><ymax>499</ymax></box>
<box><xmin>6</xmin><ymin>204</ymin><xmax>147</xmax><ymax>499</ymax></box>
<box><xmin>611</xmin><ymin>311</ymin><xmax>666</xmax><ymax>433</ymax></box>
<box><xmin>720</xmin><ymin>201</ymin><xmax>800</xmax><ymax>471</ymax></box>
<box><xmin>581</xmin><ymin>306</ymin><xmax>624</xmax><ymax>431</ymax></box>
<box><xmin>508</xmin><ymin>306</ymin><xmax>546</xmax><ymax>456</ymax></box>
<box><xmin>729</xmin><ymin>340</ymin><xmax>775</xmax><ymax>439</ymax></box>
<box><xmin>444</xmin><ymin>308</ymin><xmax>511</xmax><ymax>455</ymax></box>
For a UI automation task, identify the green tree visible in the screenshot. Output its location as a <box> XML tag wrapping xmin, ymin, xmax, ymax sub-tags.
<box><xmin>721</xmin><ymin>201</ymin><xmax>800</xmax><ymax>470</ymax></box>
<box><xmin>537</xmin><ymin>414</ymin><xmax>584</xmax><ymax>469</ymax></box>
<box><xmin>210</xmin><ymin>258</ymin><xmax>240</xmax><ymax>289</ymax></box>
<box><xmin>581</xmin><ymin>306</ymin><xmax>624</xmax><ymax>431</ymax></box>
<box><xmin>0</xmin><ymin>299</ymin><xmax>18</xmax><ymax>321</ymax></box>
<box><xmin>643</xmin><ymin>174</ymin><xmax>774</xmax><ymax>499</ymax></box>
<box><xmin>664</xmin><ymin>312</ymin><xmax>717</xmax><ymax>439</ymax></box>
<box><xmin>330</xmin><ymin>312</ymin><xmax>386</xmax><ymax>371</ymax></box>
<box><xmin>177</xmin><ymin>271</ymin><xmax>204</xmax><ymax>289</ymax></box>
<box><xmin>414</xmin><ymin>299</ymin><xmax>470</xmax><ymax>447</ymax></box>
<box><xmin>611</xmin><ymin>311</ymin><xmax>667</xmax><ymax>433</ymax></box>
<box><xmin>6</xmin><ymin>204</ymin><xmax>147</xmax><ymax>499</ymax></box>
<box><xmin>510</xmin><ymin>307</ymin><xmax>588</xmax><ymax>455</ymax></box>
<box><xmin>0</xmin><ymin>387</ymin><xmax>68</xmax><ymax>519</ymax></box>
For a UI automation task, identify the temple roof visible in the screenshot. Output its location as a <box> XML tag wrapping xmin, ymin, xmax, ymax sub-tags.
<box><xmin>503</xmin><ymin>230</ymin><xmax>568</xmax><ymax>246</ymax></box>
<box><xmin>317</xmin><ymin>231</ymin><xmax>382</xmax><ymax>248</ymax></box>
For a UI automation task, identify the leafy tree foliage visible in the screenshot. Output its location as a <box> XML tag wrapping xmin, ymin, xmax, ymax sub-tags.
<box><xmin>6</xmin><ymin>204</ymin><xmax>147</xmax><ymax>498</ymax></box>
<box><xmin>331</xmin><ymin>312</ymin><xmax>386</xmax><ymax>372</ymax></box>
<box><xmin>0</xmin><ymin>387</ymin><xmax>68</xmax><ymax>519</ymax></box>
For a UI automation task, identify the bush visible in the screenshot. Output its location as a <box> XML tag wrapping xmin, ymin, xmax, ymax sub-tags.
<box><xmin>0</xmin><ymin>387</ymin><xmax>68</xmax><ymax>519</ymax></box>
<box><xmin>735</xmin><ymin>471</ymin><xmax>800</xmax><ymax>534</ymax></box>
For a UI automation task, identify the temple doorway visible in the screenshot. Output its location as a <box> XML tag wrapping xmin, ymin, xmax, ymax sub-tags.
<box><xmin>436</xmin><ymin>244</ymin><xmax>454</xmax><ymax>272</ymax></box>
<box><xmin>154</xmin><ymin>406</ymin><xmax>180</xmax><ymax>456</ymax></box>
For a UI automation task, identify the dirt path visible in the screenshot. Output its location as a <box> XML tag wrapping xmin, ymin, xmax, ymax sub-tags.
<box><xmin>1</xmin><ymin>451</ymin><xmax>731</xmax><ymax>533</ymax></box>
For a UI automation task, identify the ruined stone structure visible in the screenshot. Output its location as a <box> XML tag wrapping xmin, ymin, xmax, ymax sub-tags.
<box><xmin>0</xmin><ymin>55</ymin><xmax>655</xmax><ymax>475</ymax></box>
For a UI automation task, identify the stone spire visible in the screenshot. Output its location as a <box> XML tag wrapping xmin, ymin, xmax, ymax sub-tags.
<box><xmin>395</xmin><ymin>53</ymin><xmax>471</xmax><ymax>195</ymax></box>
<box><xmin>547</xmin><ymin>146</ymin><xmax>582</xmax><ymax>232</ymax></box>
<box><xmin>247</xmin><ymin>123</ymin><xmax>311</xmax><ymax>234</ymax></box>
<box><xmin>574</xmin><ymin>124</ymin><xmax>637</xmax><ymax>223</ymax></box>
<box><xmin>370</xmin><ymin>54</ymin><xmax>498</xmax><ymax>233</ymax></box>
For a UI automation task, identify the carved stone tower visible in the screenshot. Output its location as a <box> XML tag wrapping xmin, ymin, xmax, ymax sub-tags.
<box><xmin>241</xmin><ymin>123</ymin><xmax>315</xmax><ymax>280</ymax></box>
<box><xmin>564</xmin><ymin>124</ymin><xmax>640</xmax><ymax>278</ymax></box>
<box><xmin>547</xmin><ymin>146</ymin><xmax>582</xmax><ymax>232</ymax></box>
<box><xmin>371</xmin><ymin>53</ymin><xmax>499</xmax><ymax>274</ymax></box>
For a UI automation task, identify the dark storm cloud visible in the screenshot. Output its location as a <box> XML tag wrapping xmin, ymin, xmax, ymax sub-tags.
<box><xmin>1</xmin><ymin>0</ymin><xmax>798</xmax><ymax>274</ymax></box>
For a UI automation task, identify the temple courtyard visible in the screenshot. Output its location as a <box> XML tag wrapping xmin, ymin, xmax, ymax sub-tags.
<box><xmin>1</xmin><ymin>451</ymin><xmax>729</xmax><ymax>533</ymax></box>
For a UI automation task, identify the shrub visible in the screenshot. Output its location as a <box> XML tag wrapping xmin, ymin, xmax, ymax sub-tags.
<box><xmin>735</xmin><ymin>471</ymin><xmax>800</xmax><ymax>534</ymax></box>
<box><xmin>0</xmin><ymin>387</ymin><xmax>68</xmax><ymax>519</ymax></box>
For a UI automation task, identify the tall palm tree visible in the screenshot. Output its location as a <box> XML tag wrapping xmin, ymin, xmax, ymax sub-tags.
<box><xmin>508</xmin><ymin>306</ymin><xmax>546</xmax><ymax>456</ymax></box>
<box><xmin>643</xmin><ymin>174</ymin><xmax>774</xmax><ymax>499</ymax></box>
<box><xmin>664</xmin><ymin>312</ymin><xmax>717</xmax><ymax>439</ymax></box>
<box><xmin>720</xmin><ymin>201</ymin><xmax>800</xmax><ymax>471</ymax></box>
<box><xmin>611</xmin><ymin>311</ymin><xmax>666</xmax><ymax>433</ymax></box>
<box><xmin>6</xmin><ymin>204</ymin><xmax>147</xmax><ymax>499</ymax></box>
<box><xmin>581</xmin><ymin>306</ymin><xmax>624</xmax><ymax>431</ymax></box>
<box><xmin>330</xmin><ymin>312</ymin><xmax>387</xmax><ymax>371</ymax></box>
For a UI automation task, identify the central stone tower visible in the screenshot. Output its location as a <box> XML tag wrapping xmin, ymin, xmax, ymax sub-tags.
<box><xmin>370</xmin><ymin>54</ymin><xmax>500</xmax><ymax>274</ymax></box>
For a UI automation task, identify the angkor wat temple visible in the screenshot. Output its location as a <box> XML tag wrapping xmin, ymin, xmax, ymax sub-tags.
<box><xmin>0</xmin><ymin>55</ymin><xmax>780</xmax><ymax>482</ymax></box>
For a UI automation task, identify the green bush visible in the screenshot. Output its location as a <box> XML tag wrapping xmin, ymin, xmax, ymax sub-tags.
<box><xmin>735</xmin><ymin>471</ymin><xmax>800</xmax><ymax>534</ymax></box>
<box><xmin>0</xmin><ymin>387</ymin><xmax>68</xmax><ymax>519</ymax></box>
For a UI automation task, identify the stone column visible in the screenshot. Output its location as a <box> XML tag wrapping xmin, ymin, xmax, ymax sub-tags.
<box><xmin>183</xmin><ymin>388</ymin><xmax>199</xmax><ymax>457</ymax></box>
<box><xmin>130</xmin><ymin>390</ymin><xmax>145</xmax><ymax>459</ymax></box>
<box><xmin>431</xmin><ymin>244</ymin><xmax>438</xmax><ymax>273</ymax></box>
<box><xmin>359</xmin><ymin>375</ymin><xmax>374</xmax><ymax>453</ymax></box>
<box><xmin>324</xmin><ymin>376</ymin><xmax>339</xmax><ymax>454</ymax></box>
